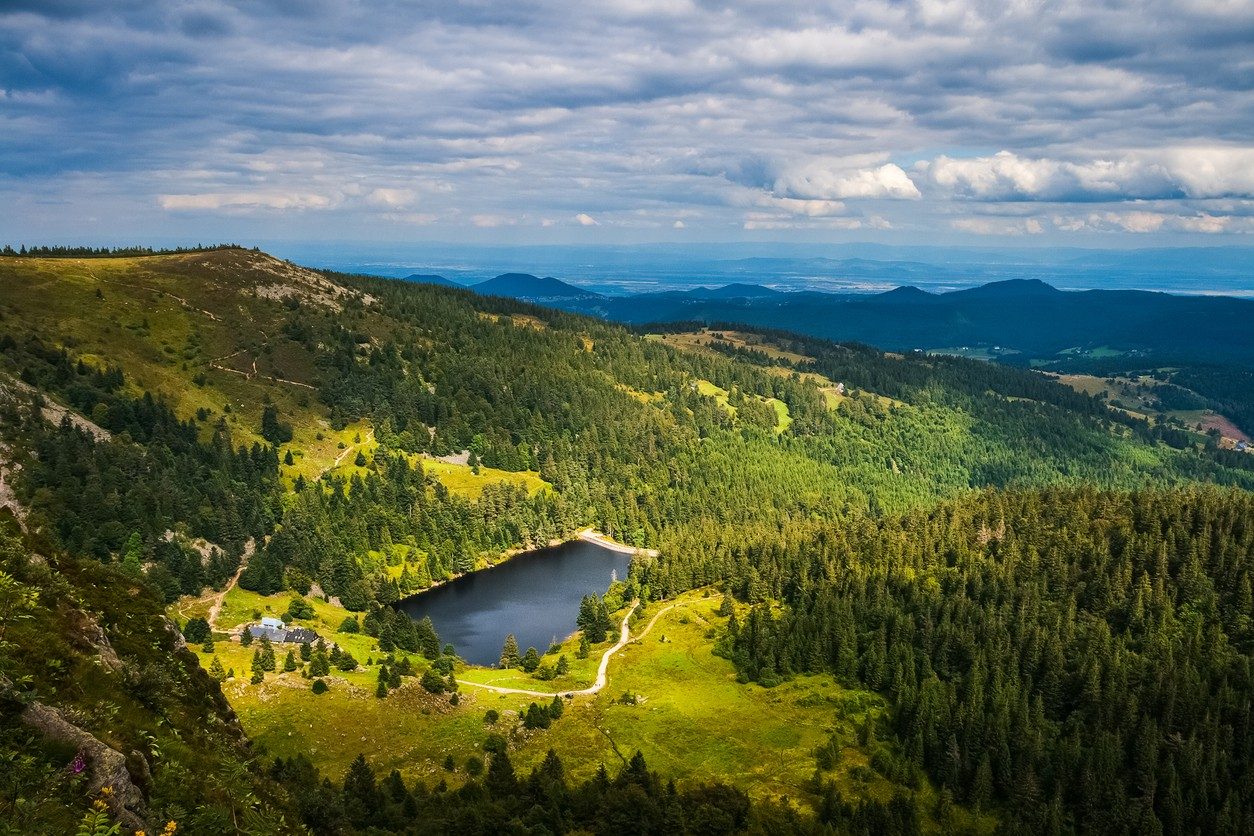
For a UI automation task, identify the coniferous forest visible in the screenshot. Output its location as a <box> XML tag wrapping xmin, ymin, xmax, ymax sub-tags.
<box><xmin>0</xmin><ymin>249</ymin><xmax>1250</xmax><ymax>834</ymax></box>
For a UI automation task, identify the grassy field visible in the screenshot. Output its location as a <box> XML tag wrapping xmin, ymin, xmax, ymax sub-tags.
<box><xmin>696</xmin><ymin>378</ymin><xmax>791</xmax><ymax>433</ymax></box>
<box><xmin>659</xmin><ymin>329</ymin><xmax>909</xmax><ymax>417</ymax></box>
<box><xmin>0</xmin><ymin>251</ymin><xmax>361</xmax><ymax>476</ymax></box>
<box><xmin>182</xmin><ymin>587</ymin><xmax>990</xmax><ymax>831</ymax></box>
<box><xmin>654</xmin><ymin>329</ymin><xmax>816</xmax><ymax>366</ymax></box>
<box><xmin>416</xmin><ymin>456</ymin><xmax>551</xmax><ymax>500</ymax></box>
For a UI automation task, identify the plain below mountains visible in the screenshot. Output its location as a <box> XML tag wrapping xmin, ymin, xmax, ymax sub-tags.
<box><xmin>435</xmin><ymin>272</ymin><xmax>1254</xmax><ymax>367</ymax></box>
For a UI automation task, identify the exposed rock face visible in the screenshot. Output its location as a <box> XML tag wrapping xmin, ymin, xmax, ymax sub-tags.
<box><xmin>163</xmin><ymin>616</ymin><xmax>188</xmax><ymax>651</ymax></box>
<box><xmin>19</xmin><ymin>701</ymin><xmax>151</xmax><ymax>832</ymax></box>
<box><xmin>64</xmin><ymin>607</ymin><xmax>123</xmax><ymax>672</ymax></box>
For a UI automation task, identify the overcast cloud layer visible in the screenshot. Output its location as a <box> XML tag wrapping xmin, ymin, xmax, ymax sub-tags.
<box><xmin>2</xmin><ymin>0</ymin><xmax>1252</xmax><ymax>244</ymax></box>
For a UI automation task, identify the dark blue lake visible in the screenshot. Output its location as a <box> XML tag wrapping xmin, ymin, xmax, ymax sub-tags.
<box><xmin>395</xmin><ymin>539</ymin><xmax>632</xmax><ymax>666</ymax></box>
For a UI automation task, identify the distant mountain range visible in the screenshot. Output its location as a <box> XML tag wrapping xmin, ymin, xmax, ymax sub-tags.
<box><xmin>406</xmin><ymin>271</ymin><xmax>1254</xmax><ymax>367</ymax></box>
<box><xmin>472</xmin><ymin>272</ymin><xmax>601</xmax><ymax>302</ymax></box>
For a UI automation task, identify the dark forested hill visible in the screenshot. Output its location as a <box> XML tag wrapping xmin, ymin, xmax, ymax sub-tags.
<box><xmin>474</xmin><ymin>272</ymin><xmax>602</xmax><ymax>302</ymax></box>
<box><xmin>476</xmin><ymin>277</ymin><xmax>1254</xmax><ymax>367</ymax></box>
<box><xmin>0</xmin><ymin>248</ymin><xmax>1251</xmax><ymax>833</ymax></box>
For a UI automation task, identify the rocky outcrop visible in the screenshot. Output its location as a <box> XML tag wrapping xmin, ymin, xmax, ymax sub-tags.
<box><xmin>19</xmin><ymin>701</ymin><xmax>151</xmax><ymax>832</ymax></box>
<box><xmin>64</xmin><ymin>607</ymin><xmax>123</xmax><ymax>673</ymax></box>
<box><xmin>163</xmin><ymin>616</ymin><xmax>188</xmax><ymax>651</ymax></box>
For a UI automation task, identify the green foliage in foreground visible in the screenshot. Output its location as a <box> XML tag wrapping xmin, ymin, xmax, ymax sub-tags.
<box><xmin>0</xmin><ymin>524</ymin><xmax>294</xmax><ymax>832</ymax></box>
<box><xmin>267</xmin><ymin>743</ymin><xmax>933</xmax><ymax>835</ymax></box>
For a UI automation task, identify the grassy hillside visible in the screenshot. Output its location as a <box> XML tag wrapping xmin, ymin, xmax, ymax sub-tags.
<box><xmin>2</xmin><ymin>248</ymin><xmax>1252</xmax><ymax>832</ymax></box>
<box><xmin>0</xmin><ymin>516</ymin><xmax>296</xmax><ymax>833</ymax></box>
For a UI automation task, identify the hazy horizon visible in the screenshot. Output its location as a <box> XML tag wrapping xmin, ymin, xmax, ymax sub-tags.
<box><xmin>260</xmin><ymin>240</ymin><xmax>1254</xmax><ymax>297</ymax></box>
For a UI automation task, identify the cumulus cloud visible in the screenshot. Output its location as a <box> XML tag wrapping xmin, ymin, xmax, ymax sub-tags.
<box><xmin>0</xmin><ymin>0</ymin><xmax>1251</xmax><ymax>241</ymax></box>
<box><xmin>1050</xmin><ymin>210</ymin><xmax>1254</xmax><ymax>234</ymax></box>
<box><xmin>919</xmin><ymin>147</ymin><xmax>1254</xmax><ymax>202</ymax></box>
<box><xmin>774</xmin><ymin>160</ymin><xmax>921</xmax><ymax>201</ymax></box>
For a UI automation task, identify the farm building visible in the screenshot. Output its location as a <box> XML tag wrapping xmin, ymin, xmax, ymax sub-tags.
<box><xmin>247</xmin><ymin>618</ymin><xmax>319</xmax><ymax>644</ymax></box>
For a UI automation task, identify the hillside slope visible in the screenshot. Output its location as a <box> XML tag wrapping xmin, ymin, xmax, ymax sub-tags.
<box><xmin>482</xmin><ymin>276</ymin><xmax>1254</xmax><ymax>367</ymax></box>
<box><xmin>2</xmin><ymin>248</ymin><xmax>1253</xmax><ymax>832</ymax></box>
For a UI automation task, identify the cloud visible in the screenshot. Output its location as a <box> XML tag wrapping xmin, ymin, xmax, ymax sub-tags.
<box><xmin>366</xmin><ymin>188</ymin><xmax>417</xmax><ymax>208</ymax></box>
<box><xmin>1050</xmin><ymin>210</ymin><xmax>1254</xmax><ymax>234</ymax></box>
<box><xmin>158</xmin><ymin>191</ymin><xmax>333</xmax><ymax>211</ymax></box>
<box><xmin>951</xmin><ymin>216</ymin><xmax>1045</xmax><ymax>236</ymax></box>
<box><xmin>1</xmin><ymin>0</ymin><xmax>1251</xmax><ymax>241</ymax></box>
<box><xmin>672</xmin><ymin>220</ymin><xmax>685</xmax><ymax>229</ymax></box>
<box><xmin>471</xmin><ymin>214</ymin><xmax>515</xmax><ymax>227</ymax></box>
<box><xmin>920</xmin><ymin>147</ymin><xmax>1254</xmax><ymax>202</ymax></box>
<box><xmin>774</xmin><ymin>160</ymin><xmax>921</xmax><ymax>201</ymax></box>
<box><xmin>574</xmin><ymin>213</ymin><xmax>599</xmax><ymax>226</ymax></box>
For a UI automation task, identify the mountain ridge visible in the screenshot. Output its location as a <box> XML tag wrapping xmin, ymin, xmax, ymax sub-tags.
<box><xmin>474</xmin><ymin>272</ymin><xmax>602</xmax><ymax>299</ymax></box>
<box><xmin>463</xmin><ymin>272</ymin><xmax>1254</xmax><ymax>366</ymax></box>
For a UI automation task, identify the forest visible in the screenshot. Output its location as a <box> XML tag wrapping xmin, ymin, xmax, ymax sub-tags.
<box><xmin>0</xmin><ymin>249</ymin><xmax>1250</xmax><ymax>833</ymax></box>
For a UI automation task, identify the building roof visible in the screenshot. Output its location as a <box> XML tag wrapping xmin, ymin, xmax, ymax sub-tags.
<box><xmin>284</xmin><ymin>627</ymin><xmax>319</xmax><ymax>644</ymax></box>
<box><xmin>247</xmin><ymin>624</ymin><xmax>320</xmax><ymax>644</ymax></box>
<box><xmin>248</xmin><ymin>625</ymin><xmax>287</xmax><ymax>642</ymax></box>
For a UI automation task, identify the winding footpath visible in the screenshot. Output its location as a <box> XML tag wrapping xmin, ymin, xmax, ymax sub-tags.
<box><xmin>456</xmin><ymin>602</ymin><xmax>676</xmax><ymax>699</ymax></box>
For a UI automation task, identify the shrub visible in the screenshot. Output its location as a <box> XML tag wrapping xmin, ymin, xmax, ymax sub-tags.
<box><xmin>420</xmin><ymin>668</ymin><xmax>445</xmax><ymax>694</ymax></box>
<box><xmin>286</xmin><ymin>597</ymin><xmax>315</xmax><ymax>620</ymax></box>
<box><xmin>182</xmin><ymin>617</ymin><xmax>210</xmax><ymax>644</ymax></box>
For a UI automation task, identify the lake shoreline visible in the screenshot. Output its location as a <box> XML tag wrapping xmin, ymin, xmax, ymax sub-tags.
<box><xmin>396</xmin><ymin>537</ymin><xmax>637</xmax><ymax>666</ymax></box>
<box><xmin>395</xmin><ymin>528</ymin><xmax>652</xmax><ymax>606</ymax></box>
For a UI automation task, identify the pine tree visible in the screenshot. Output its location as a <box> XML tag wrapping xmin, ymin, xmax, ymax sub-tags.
<box><xmin>342</xmin><ymin>753</ymin><xmax>381</xmax><ymax>828</ymax></box>
<box><xmin>499</xmin><ymin>634</ymin><xmax>520</xmax><ymax>668</ymax></box>
<box><xmin>259</xmin><ymin>636</ymin><xmax>276</xmax><ymax>671</ymax></box>
<box><xmin>283</xmin><ymin>650</ymin><xmax>297</xmax><ymax>672</ymax></box>
<box><xmin>485</xmin><ymin>752</ymin><xmax>518</xmax><ymax>798</ymax></box>
<box><xmin>521</xmin><ymin>646</ymin><xmax>541</xmax><ymax>672</ymax></box>
<box><xmin>309</xmin><ymin>646</ymin><xmax>330</xmax><ymax>677</ymax></box>
<box><xmin>120</xmin><ymin>532</ymin><xmax>144</xmax><ymax>579</ymax></box>
<box><xmin>208</xmin><ymin>655</ymin><xmax>226</xmax><ymax>681</ymax></box>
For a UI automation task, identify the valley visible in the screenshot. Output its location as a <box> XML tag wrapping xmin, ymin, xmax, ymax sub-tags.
<box><xmin>0</xmin><ymin>247</ymin><xmax>1251</xmax><ymax>833</ymax></box>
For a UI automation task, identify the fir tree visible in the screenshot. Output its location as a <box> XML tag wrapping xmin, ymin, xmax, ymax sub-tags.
<box><xmin>499</xmin><ymin>634</ymin><xmax>520</xmax><ymax>668</ymax></box>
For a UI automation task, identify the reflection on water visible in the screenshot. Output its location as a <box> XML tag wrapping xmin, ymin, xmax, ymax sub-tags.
<box><xmin>395</xmin><ymin>539</ymin><xmax>632</xmax><ymax>666</ymax></box>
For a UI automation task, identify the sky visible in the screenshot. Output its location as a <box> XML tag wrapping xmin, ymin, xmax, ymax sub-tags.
<box><xmin>2</xmin><ymin>0</ymin><xmax>1253</xmax><ymax>247</ymax></box>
